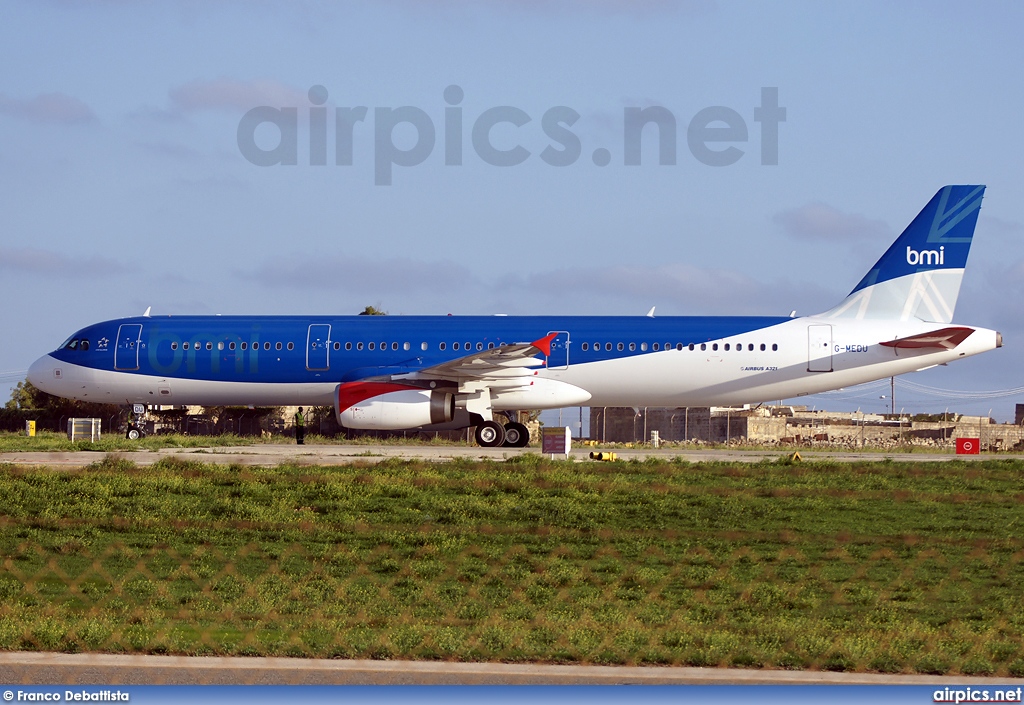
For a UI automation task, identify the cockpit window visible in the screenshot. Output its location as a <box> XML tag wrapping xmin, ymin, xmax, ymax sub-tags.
<box><xmin>64</xmin><ymin>339</ymin><xmax>79</xmax><ymax>350</ymax></box>
<box><xmin>80</xmin><ymin>340</ymin><xmax>90</xmax><ymax>351</ymax></box>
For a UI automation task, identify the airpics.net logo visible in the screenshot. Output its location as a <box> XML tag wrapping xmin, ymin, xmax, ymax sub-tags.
<box><xmin>236</xmin><ymin>85</ymin><xmax>786</xmax><ymax>185</ymax></box>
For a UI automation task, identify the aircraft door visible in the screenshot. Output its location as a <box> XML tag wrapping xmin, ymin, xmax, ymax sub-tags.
<box><xmin>546</xmin><ymin>331</ymin><xmax>570</xmax><ymax>370</ymax></box>
<box><xmin>114</xmin><ymin>324</ymin><xmax>143</xmax><ymax>371</ymax></box>
<box><xmin>306</xmin><ymin>324</ymin><xmax>331</xmax><ymax>371</ymax></box>
<box><xmin>807</xmin><ymin>324</ymin><xmax>833</xmax><ymax>372</ymax></box>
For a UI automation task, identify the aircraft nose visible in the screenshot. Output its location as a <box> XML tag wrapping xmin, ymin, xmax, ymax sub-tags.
<box><xmin>27</xmin><ymin>354</ymin><xmax>60</xmax><ymax>394</ymax></box>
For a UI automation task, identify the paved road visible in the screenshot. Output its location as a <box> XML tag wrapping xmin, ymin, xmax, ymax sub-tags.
<box><xmin>2</xmin><ymin>444</ymin><xmax>1021</xmax><ymax>467</ymax></box>
<box><xmin>3</xmin><ymin>652</ymin><xmax>1023</xmax><ymax>685</ymax></box>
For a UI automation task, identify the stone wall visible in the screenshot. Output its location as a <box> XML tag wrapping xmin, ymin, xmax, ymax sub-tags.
<box><xmin>590</xmin><ymin>406</ymin><xmax>1024</xmax><ymax>449</ymax></box>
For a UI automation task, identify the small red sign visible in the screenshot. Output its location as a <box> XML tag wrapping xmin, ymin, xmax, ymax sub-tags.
<box><xmin>956</xmin><ymin>438</ymin><xmax>980</xmax><ymax>455</ymax></box>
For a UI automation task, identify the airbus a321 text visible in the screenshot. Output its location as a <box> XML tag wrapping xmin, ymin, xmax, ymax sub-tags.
<box><xmin>29</xmin><ymin>185</ymin><xmax>1001</xmax><ymax>447</ymax></box>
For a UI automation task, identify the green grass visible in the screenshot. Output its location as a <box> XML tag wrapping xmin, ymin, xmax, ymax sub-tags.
<box><xmin>0</xmin><ymin>431</ymin><xmax>264</xmax><ymax>453</ymax></box>
<box><xmin>1</xmin><ymin>455</ymin><xmax>1023</xmax><ymax>675</ymax></box>
<box><xmin>0</xmin><ymin>431</ymin><xmax>474</xmax><ymax>453</ymax></box>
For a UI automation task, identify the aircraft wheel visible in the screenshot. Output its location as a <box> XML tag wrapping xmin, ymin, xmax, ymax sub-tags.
<box><xmin>502</xmin><ymin>422</ymin><xmax>530</xmax><ymax>447</ymax></box>
<box><xmin>475</xmin><ymin>420</ymin><xmax>506</xmax><ymax>447</ymax></box>
<box><xmin>126</xmin><ymin>427</ymin><xmax>141</xmax><ymax>440</ymax></box>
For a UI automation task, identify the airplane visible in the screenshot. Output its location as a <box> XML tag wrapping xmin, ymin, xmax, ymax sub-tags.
<box><xmin>28</xmin><ymin>185</ymin><xmax>1000</xmax><ymax>447</ymax></box>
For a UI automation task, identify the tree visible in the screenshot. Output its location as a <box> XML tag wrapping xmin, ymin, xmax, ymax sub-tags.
<box><xmin>358</xmin><ymin>305</ymin><xmax>387</xmax><ymax>316</ymax></box>
<box><xmin>5</xmin><ymin>377</ymin><xmax>125</xmax><ymax>422</ymax></box>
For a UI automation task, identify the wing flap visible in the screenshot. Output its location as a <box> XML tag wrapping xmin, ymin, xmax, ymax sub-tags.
<box><xmin>879</xmin><ymin>326</ymin><xmax>975</xmax><ymax>350</ymax></box>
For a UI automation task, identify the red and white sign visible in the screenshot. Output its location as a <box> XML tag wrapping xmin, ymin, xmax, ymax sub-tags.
<box><xmin>542</xmin><ymin>427</ymin><xmax>571</xmax><ymax>457</ymax></box>
<box><xmin>956</xmin><ymin>437</ymin><xmax>980</xmax><ymax>455</ymax></box>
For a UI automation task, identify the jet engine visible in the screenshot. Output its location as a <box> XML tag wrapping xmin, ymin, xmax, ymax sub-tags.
<box><xmin>335</xmin><ymin>382</ymin><xmax>455</xmax><ymax>430</ymax></box>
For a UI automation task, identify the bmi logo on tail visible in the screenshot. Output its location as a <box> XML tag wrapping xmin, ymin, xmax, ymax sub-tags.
<box><xmin>906</xmin><ymin>246</ymin><xmax>944</xmax><ymax>266</ymax></box>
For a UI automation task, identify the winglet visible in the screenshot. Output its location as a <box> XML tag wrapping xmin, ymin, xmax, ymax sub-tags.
<box><xmin>531</xmin><ymin>332</ymin><xmax>559</xmax><ymax>357</ymax></box>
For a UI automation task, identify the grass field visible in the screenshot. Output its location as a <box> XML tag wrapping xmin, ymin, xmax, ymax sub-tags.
<box><xmin>0</xmin><ymin>431</ymin><xmax>468</xmax><ymax>453</ymax></box>
<box><xmin>1</xmin><ymin>454</ymin><xmax>1023</xmax><ymax>675</ymax></box>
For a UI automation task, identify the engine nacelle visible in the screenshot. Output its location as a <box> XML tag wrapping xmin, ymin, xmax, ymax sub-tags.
<box><xmin>336</xmin><ymin>383</ymin><xmax>455</xmax><ymax>430</ymax></box>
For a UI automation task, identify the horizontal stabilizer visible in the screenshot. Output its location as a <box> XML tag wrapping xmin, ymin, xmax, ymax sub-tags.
<box><xmin>879</xmin><ymin>326</ymin><xmax>975</xmax><ymax>350</ymax></box>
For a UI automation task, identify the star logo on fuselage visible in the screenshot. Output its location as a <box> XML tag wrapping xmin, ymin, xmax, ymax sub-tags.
<box><xmin>97</xmin><ymin>337</ymin><xmax>109</xmax><ymax>350</ymax></box>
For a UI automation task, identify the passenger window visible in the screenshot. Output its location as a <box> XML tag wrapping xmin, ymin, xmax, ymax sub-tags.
<box><xmin>724</xmin><ymin>343</ymin><xmax>730</xmax><ymax>351</ymax></box>
<box><xmin>440</xmin><ymin>342</ymin><xmax>446</xmax><ymax>351</ymax></box>
<box><xmin>264</xmin><ymin>342</ymin><xmax>271</xmax><ymax>351</ymax></box>
<box><xmin>241</xmin><ymin>342</ymin><xmax>247</xmax><ymax>350</ymax></box>
<box><xmin>772</xmin><ymin>343</ymin><xmax>778</xmax><ymax>351</ymax></box>
<box><xmin>582</xmin><ymin>343</ymin><xmax>589</xmax><ymax>351</ymax></box>
<box><xmin>453</xmin><ymin>342</ymin><xmax>460</xmax><ymax>350</ymax></box>
<box><xmin>701</xmin><ymin>343</ymin><xmax>707</xmax><ymax>351</ymax></box>
<box><xmin>421</xmin><ymin>342</ymin><xmax>428</xmax><ymax>350</ymax></box>
<box><xmin>640</xmin><ymin>343</ymin><xmax>647</xmax><ymax>351</ymax></box>
<box><xmin>629</xmin><ymin>343</ymin><xmax>636</xmax><ymax>351</ymax></box>
<box><xmin>688</xmin><ymin>344</ymin><xmax>694</xmax><ymax>351</ymax></box>
<box><xmin>677</xmin><ymin>343</ymin><xmax>684</xmax><ymax>351</ymax></box>
<box><xmin>392</xmin><ymin>342</ymin><xmax>398</xmax><ymax>351</ymax></box>
<box><xmin>369</xmin><ymin>342</ymin><xmax>375</xmax><ymax>350</ymax></box>
<box><xmin>605</xmin><ymin>343</ymin><xmax>612</xmax><ymax>351</ymax></box>
<box><xmin>617</xmin><ymin>343</ymin><xmax>624</xmax><ymax>351</ymax></box>
<box><xmin>476</xmin><ymin>342</ymin><xmax>483</xmax><ymax>351</ymax></box>
<box><xmin>760</xmin><ymin>343</ymin><xmax>766</xmax><ymax>351</ymax></box>
<box><xmin>748</xmin><ymin>344</ymin><xmax>754</xmax><ymax>351</ymax></box>
<box><xmin>218</xmin><ymin>342</ymin><xmax>224</xmax><ymax>351</ymax></box>
<box><xmin>356</xmin><ymin>342</ymin><xmax>364</xmax><ymax>350</ymax></box>
<box><xmin>287</xmin><ymin>342</ymin><xmax>294</xmax><ymax>350</ymax></box>
<box><xmin>184</xmin><ymin>342</ymin><xmax>190</xmax><ymax>350</ymax></box>
<box><xmin>229</xmin><ymin>342</ymin><xmax>236</xmax><ymax>351</ymax></box>
<box><xmin>464</xmin><ymin>342</ymin><xmax>470</xmax><ymax>350</ymax></box>
<box><xmin>487</xmin><ymin>342</ymin><xmax>494</xmax><ymax>349</ymax></box>
<box><xmin>276</xmin><ymin>342</ymin><xmax>282</xmax><ymax>350</ymax></box>
<box><xmin>171</xmin><ymin>342</ymin><xmax>178</xmax><ymax>350</ymax></box>
<box><xmin>346</xmin><ymin>342</ymin><xmax>352</xmax><ymax>351</ymax></box>
<box><xmin>207</xmin><ymin>342</ymin><xmax>213</xmax><ymax>351</ymax></box>
<box><xmin>404</xmin><ymin>342</ymin><xmax>411</xmax><ymax>351</ymax></box>
<box><xmin>653</xmin><ymin>343</ymin><xmax>660</xmax><ymax>351</ymax></box>
<box><xmin>712</xmin><ymin>344</ymin><xmax>718</xmax><ymax>351</ymax></box>
<box><xmin>380</xmin><ymin>341</ymin><xmax>386</xmax><ymax>350</ymax></box>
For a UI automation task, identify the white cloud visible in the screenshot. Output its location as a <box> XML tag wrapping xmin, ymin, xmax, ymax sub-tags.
<box><xmin>773</xmin><ymin>202</ymin><xmax>891</xmax><ymax>243</ymax></box>
<box><xmin>0</xmin><ymin>92</ymin><xmax>96</xmax><ymax>124</ymax></box>
<box><xmin>169</xmin><ymin>78</ymin><xmax>310</xmax><ymax>113</ymax></box>
<box><xmin>0</xmin><ymin>248</ymin><xmax>127</xmax><ymax>278</ymax></box>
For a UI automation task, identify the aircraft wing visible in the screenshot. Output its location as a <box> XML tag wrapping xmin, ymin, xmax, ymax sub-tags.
<box><xmin>879</xmin><ymin>326</ymin><xmax>975</xmax><ymax>350</ymax></box>
<box><xmin>347</xmin><ymin>332</ymin><xmax>557</xmax><ymax>385</ymax></box>
<box><xmin>407</xmin><ymin>332</ymin><xmax>557</xmax><ymax>381</ymax></box>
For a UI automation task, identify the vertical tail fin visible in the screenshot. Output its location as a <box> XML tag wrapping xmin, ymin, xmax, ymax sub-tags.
<box><xmin>821</xmin><ymin>185</ymin><xmax>985</xmax><ymax>322</ymax></box>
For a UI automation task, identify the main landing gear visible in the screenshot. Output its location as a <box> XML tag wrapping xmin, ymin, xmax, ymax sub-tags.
<box><xmin>474</xmin><ymin>419</ymin><xmax>531</xmax><ymax>448</ymax></box>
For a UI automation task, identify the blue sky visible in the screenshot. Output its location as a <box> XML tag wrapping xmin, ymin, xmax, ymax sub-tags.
<box><xmin>2</xmin><ymin>0</ymin><xmax>1023</xmax><ymax>420</ymax></box>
